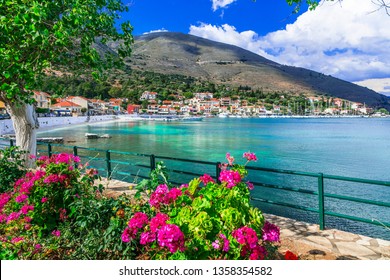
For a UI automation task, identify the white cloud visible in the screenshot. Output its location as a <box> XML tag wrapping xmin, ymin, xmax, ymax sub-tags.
<box><xmin>354</xmin><ymin>78</ymin><xmax>390</xmax><ymax>96</ymax></box>
<box><xmin>190</xmin><ymin>0</ymin><xmax>390</xmax><ymax>84</ymax></box>
<box><xmin>211</xmin><ymin>0</ymin><xmax>237</xmax><ymax>11</ymax></box>
<box><xmin>143</xmin><ymin>28</ymin><xmax>169</xmax><ymax>35</ymax></box>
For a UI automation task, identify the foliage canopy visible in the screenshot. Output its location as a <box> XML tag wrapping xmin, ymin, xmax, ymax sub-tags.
<box><xmin>0</xmin><ymin>0</ymin><xmax>133</xmax><ymax>105</ymax></box>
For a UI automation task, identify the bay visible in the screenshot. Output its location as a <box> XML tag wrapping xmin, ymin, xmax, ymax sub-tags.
<box><xmin>38</xmin><ymin>117</ymin><xmax>390</xmax><ymax>240</ymax></box>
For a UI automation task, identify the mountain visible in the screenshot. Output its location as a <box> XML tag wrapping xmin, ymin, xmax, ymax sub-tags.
<box><xmin>106</xmin><ymin>32</ymin><xmax>390</xmax><ymax>110</ymax></box>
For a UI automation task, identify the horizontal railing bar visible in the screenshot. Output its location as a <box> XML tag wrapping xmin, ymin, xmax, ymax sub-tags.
<box><xmin>167</xmin><ymin>168</ymin><xmax>204</xmax><ymax>178</ymax></box>
<box><xmin>247</xmin><ymin>166</ymin><xmax>319</xmax><ymax>178</ymax></box>
<box><xmin>110</xmin><ymin>160</ymin><xmax>150</xmax><ymax>169</ymax></box>
<box><xmin>325</xmin><ymin>211</ymin><xmax>390</xmax><ymax>228</ymax></box>
<box><xmin>78</xmin><ymin>155</ymin><xmax>105</xmax><ymax>162</ymax></box>
<box><xmin>155</xmin><ymin>155</ymin><xmax>215</xmax><ymax>165</ymax></box>
<box><xmin>250</xmin><ymin>197</ymin><xmax>318</xmax><ymax>213</ymax></box>
<box><xmin>114</xmin><ymin>171</ymin><xmax>150</xmax><ymax>180</ymax></box>
<box><xmin>110</xmin><ymin>150</ymin><xmax>150</xmax><ymax>157</ymax></box>
<box><xmin>252</xmin><ymin>181</ymin><xmax>318</xmax><ymax>196</ymax></box>
<box><xmin>323</xmin><ymin>174</ymin><xmax>390</xmax><ymax>187</ymax></box>
<box><xmin>324</xmin><ymin>193</ymin><xmax>390</xmax><ymax>208</ymax></box>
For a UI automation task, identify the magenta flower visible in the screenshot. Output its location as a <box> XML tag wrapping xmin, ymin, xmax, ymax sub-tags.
<box><xmin>121</xmin><ymin>228</ymin><xmax>133</xmax><ymax>243</ymax></box>
<box><xmin>226</xmin><ymin>152</ymin><xmax>235</xmax><ymax>165</ymax></box>
<box><xmin>246</xmin><ymin>181</ymin><xmax>254</xmax><ymax>190</ymax></box>
<box><xmin>150</xmin><ymin>213</ymin><xmax>169</xmax><ymax>233</ymax></box>
<box><xmin>249</xmin><ymin>245</ymin><xmax>267</xmax><ymax>260</ymax></box>
<box><xmin>11</xmin><ymin>237</ymin><xmax>24</xmax><ymax>244</ymax></box>
<box><xmin>157</xmin><ymin>224</ymin><xmax>185</xmax><ymax>253</ymax></box>
<box><xmin>219</xmin><ymin>170</ymin><xmax>242</xmax><ymax>188</ymax></box>
<box><xmin>128</xmin><ymin>212</ymin><xmax>149</xmax><ymax>229</ymax></box>
<box><xmin>262</xmin><ymin>221</ymin><xmax>280</xmax><ymax>243</ymax></box>
<box><xmin>20</xmin><ymin>204</ymin><xmax>34</xmax><ymax>215</ymax></box>
<box><xmin>232</xmin><ymin>226</ymin><xmax>259</xmax><ymax>249</ymax></box>
<box><xmin>166</xmin><ymin>188</ymin><xmax>182</xmax><ymax>204</ymax></box>
<box><xmin>52</xmin><ymin>229</ymin><xmax>61</xmax><ymax>237</ymax></box>
<box><xmin>149</xmin><ymin>184</ymin><xmax>169</xmax><ymax>208</ymax></box>
<box><xmin>15</xmin><ymin>194</ymin><xmax>28</xmax><ymax>203</ymax></box>
<box><xmin>6</xmin><ymin>212</ymin><xmax>21</xmax><ymax>223</ymax></box>
<box><xmin>199</xmin><ymin>174</ymin><xmax>215</xmax><ymax>185</ymax></box>
<box><xmin>41</xmin><ymin>197</ymin><xmax>48</xmax><ymax>203</ymax></box>
<box><xmin>43</xmin><ymin>174</ymin><xmax>67</xmax><ymax>184</ymax></box>
<box><xmin>0</xmin><ymin>193</ymin><xmax>11</xmax><ymax>210</ymax></box>
<box><xmin>212</xmin><ymin>239</ymin><xmax>220</xmax><ymax>250</ymax></box>
<box><xmin>243</xmin><ymin>152</ymin><xmax>257</xmax><ymax>162</ymax></box>
<box><xmin>0</xmin><ymin>214</ymin><xmax>7</xmax><ymax>223</ymax></box>
<box><xmin>140</xmin><ymin>231</ymin><xmax>156</xmax><ymax>245</ymax></box>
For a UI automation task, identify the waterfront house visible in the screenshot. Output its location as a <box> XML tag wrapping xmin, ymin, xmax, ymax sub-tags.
<box><xmin>66</xmin><ymin>96</ymin><xmax>89</xmax><ymax>111</ymax></box>
<box><xmin>140</xmin><ymin>91</ymin><xmax>158</xmax><ymax>101</ymax></box>
<box><xmin>33</xmin><ymin>91</ymin><xmax>51</xmax><ymax>109</ymax></box>
<box><xmin>127</xmin><ymin>104</ymin><xmax>141</xmax><ymax>114</ymax></box>
<box><xmin>51</xmin><ymin>101</ymin><xmax>82</xmax><ymax>116</ymax></box>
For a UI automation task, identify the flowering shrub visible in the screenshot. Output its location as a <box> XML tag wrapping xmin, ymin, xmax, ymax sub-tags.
<box><xmin>0</xmin><ymin>153</ymin><xmax>108</xmax><ymax>259</ymax></box>
<box><xmin>122</xmin><ymin>152</ymin><xmax>281</xmax><ymax>260</ymax></box>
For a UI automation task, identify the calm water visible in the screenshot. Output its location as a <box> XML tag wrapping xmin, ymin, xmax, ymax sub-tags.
<box><xmin>38</xmin><ymin>117</ymin><xmax>390</xmax><ymax>240</ymax></box>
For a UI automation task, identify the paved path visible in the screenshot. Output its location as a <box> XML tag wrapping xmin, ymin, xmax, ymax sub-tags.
<box><xmin>99</xmin><ymin>178</ymin><xmax>390</xmax><ymax>260</ymax></box>
<box><xmin>265</xmin><ymin>213</ymin><xmax>390</xmax><ymax>260</ymax></box>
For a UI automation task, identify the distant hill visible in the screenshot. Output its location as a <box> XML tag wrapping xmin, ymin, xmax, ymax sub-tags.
<box><xmin>105</xmin><ymin>32</ymin><xmax>390</xmax><ymax>110</ymax></box>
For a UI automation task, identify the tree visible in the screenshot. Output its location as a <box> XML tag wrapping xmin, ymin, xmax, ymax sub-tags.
<box><xmin>0</xmin><ymin>0</ymin><xmax>133</xmax><ymax>166</ymax></box>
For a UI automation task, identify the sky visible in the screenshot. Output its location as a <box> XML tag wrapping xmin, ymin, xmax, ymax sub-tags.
<box><xmin>120</xmin><ymin>0</ymin><xmax>390</xmax><ymax>96</ymax></box>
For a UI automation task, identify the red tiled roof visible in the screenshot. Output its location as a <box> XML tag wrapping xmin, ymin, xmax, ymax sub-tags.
<box><xmin>52</xmin><ymin>101</ymin><xmax>81</xmax><ymax>108</ymax></box>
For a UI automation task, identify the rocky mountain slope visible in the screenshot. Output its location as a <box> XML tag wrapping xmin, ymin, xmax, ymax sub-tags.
<box><xmin>105</xmin><ymin>32</ymin><xmax>390</xmax><ymax>109</ymax></box>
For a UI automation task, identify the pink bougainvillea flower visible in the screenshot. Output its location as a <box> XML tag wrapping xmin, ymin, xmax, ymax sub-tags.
<box><xmin>219</xmin><ymin>170</ymin><xmax>242</xmax><ymax>188</ymax></box>
<box><xmin>140</xmin><ymin>231</ymin><xmax>156</xmax><ymax>245</ymax></box>
<box><xmin>20</xmin><ymin>204</ymin><xmax>34</xmax><ymax>215</ymax></box>
<box><xmin>157</xmin><ymin>224</ymin><xmax>185</xmax><ymax>253</ymax></box>
<box><xmin>262</xmin><ymin>221</ymin><xmax>280</xmax><ymax>243</ymax></box>
<box><xmin>52</xmin><ymin>229</ymin><xmax>61</xmax><ymax>237</ymax></box>
<box><xmin>246</xmin><ymin>181</ymin><xmax>254</xmax><ymax>190</ymax></box>
<box><xmin>199</xmin><ymin>174</ymin><xmax>215</xmax><ymax>185</ymax></box>
<box><xmin>150</xmin><ymin>213</ymin><xmax>169</xmax><ymax>233</ymax></box>
<box><xmin>128</xmin><ymin>212</ymin><xmax>149</xmax><ymax>229</ymax></box>
<box><xmin>243</xmin><ymin>152</ymin><xmax>257</xmax><ymax>162</ymax></box>
<box><xmin>226</xmin><ymin>153</ymin><xmax>235</xmax><ymax>165</ymax></box>
<box><xmin>6</xmin><ymin>211</ymin><xmax>21</xmax><ymax>223</ymax></box>
<box><xmin>11</xmin><ymin>237</ymin><xmax>24</xmax><ymax>244</ymax></box>
<box><xmin>41</xmin><ymin>197</ymin><xmax>48</xmax><ymax>203</ymax></box>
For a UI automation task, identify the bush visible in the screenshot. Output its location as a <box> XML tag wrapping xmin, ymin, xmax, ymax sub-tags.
<box><xmin>121</xmin><ymin>152</ymin><xmax>281</xmax><ymax>260</ymax></box>
<box><xmin>0</xmin><ymin>146</ymin><xmax>27</xmax><ymax>193</ymax></box>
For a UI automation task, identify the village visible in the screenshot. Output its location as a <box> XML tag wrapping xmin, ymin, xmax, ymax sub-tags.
<box><xmin>0</xmin><ymin>90</ymin><xmax>387</xmax><ymax>119</ymax></box>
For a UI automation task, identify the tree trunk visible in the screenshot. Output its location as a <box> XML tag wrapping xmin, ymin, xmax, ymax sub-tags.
<box><xmin>5</xmin><ymin>102</ymin><xmax>39</xmax><ymax>168</ymax></box>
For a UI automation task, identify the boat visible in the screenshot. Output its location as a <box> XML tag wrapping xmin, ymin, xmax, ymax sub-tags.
<box><xmin>218</xmin><ymin>113</ymin><xmax>229</xmax><ymax>118</ymax></box>
<box><xmin>181</xmin><ymin>116</ymin><xmax>203</xmax><ymax>121</ymax></box>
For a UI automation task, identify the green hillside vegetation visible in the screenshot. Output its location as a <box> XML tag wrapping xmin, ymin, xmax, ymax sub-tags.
<box><xmin>37</xmin><ymin>68</ymin><xmax>334</xmax><ymax>115</ymax></box>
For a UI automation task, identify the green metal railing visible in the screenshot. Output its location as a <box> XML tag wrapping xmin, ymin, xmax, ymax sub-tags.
<box><xmin>1</xmin><ymin>138</ymin><xmax>389</xmax><ymax>236</ymax></box>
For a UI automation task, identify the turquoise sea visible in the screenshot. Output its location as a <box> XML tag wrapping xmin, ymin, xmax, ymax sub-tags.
<box><xmin>38</xmin><ymin>117</ymin><xmax>390</xmax><ymax>240</ymax></box>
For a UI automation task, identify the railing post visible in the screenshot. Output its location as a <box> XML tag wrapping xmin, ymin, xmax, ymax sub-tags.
<box><xmin>106</xmin><ymin>150</ymin><xmax>112</xmax><ymax>179</ymax></box>
<box><xmin>318</xmin><ymin>173</ymin><xmax>325</xmax><ymax>230</ymax></box>
<box><xmin>73</xmin><ymin>146</ymin><xmax>78</xmax><ymax>169</ymax></box>
<box><xmin>47</xmin><ymin>143</ymin><xmax>52</xmax><ymax>157</ymax></box>
<box><xmin>150</xmin><ymin>154</ymin><xmax>156</xmax><ymax>171</ymax></box>
<box><xmin>9</xmin><ymin>139</ymin><xmax>14</xmax><ymax>147</ymax></box>
<box><xmin>216</xmin><ymin>161</ymin><xmax>221</xmax><ymax>183</ymax></box>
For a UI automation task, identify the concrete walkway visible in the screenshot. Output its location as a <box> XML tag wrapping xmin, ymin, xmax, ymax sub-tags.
<box><xmin>99</xmin><ymin>178</ymin><xmax>390</xmax><ymax>260</ymax></box>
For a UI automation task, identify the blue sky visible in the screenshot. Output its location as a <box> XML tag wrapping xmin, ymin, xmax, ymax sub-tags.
<box><xmin>121</xmin><ymin>0</ymin><xmax>390</xmax><ymax>96</ymax></box>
